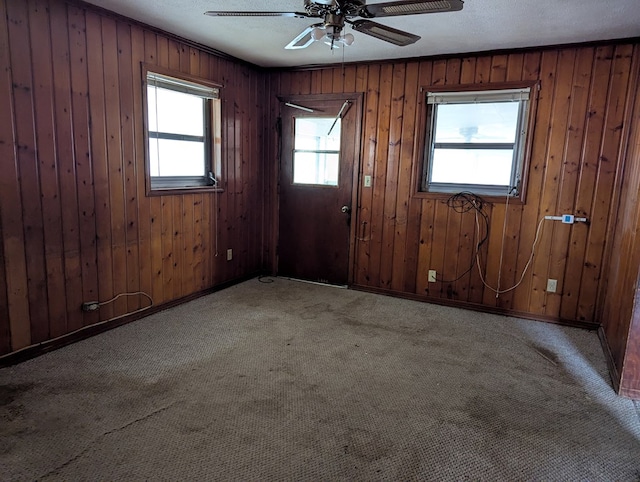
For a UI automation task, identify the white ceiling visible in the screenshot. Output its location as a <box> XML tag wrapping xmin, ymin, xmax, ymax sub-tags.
<box><xmin>84</xmin><ymin>0</ymin><xmax>640</xmax><ymax>68</ymax></box>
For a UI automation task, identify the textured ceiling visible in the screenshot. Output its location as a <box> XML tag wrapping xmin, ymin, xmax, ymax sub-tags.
<box><xmin>83</xmin><ymin>0</ymin><xmax>640</xmax><ymax>68</ymax></box>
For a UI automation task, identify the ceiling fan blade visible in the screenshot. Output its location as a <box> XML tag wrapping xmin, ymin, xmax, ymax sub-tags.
<box><xmin>204</xmin><ymin>11</ymin><xmax>308</xmax><ymax>18</ymax></box>
<box><xmin>350</xmin><ymin>20</ymin><xmax>420</xmax><ymax>46</ymax></box>
<box><xmin>362</xmin><ymin>0</ymin><xmax>463</xmax><ymax>17</ymax></box>
<box><xmin>285</xmin><ymin>24</ymin><xmax>321</xmax><ymax>50</ymax></box>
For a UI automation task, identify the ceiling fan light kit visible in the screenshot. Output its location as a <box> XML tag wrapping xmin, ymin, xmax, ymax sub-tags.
<box><xmin>204</xmin><ymin>0</ymin><xmax>463</xmax><ymax>51</ymax></box>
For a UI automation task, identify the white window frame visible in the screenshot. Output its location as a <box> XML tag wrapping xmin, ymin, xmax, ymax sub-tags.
<box><xmin>143</xmin><ymin>65</ymin><xmax>222</xmax><ymax>194</ymax></box>
<box><xmin>421</xmin><ymin>86</ymin><xmax>533</xmax><ymax>198</ymax></box>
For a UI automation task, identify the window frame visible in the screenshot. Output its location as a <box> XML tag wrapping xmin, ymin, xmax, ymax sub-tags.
<box><xmin>412</xmin><ymin>81</ymin><xmax>539</xmax><ymax>203</ymax></box>
<box><xmin>142</xmin><ymin>64</ymin><xmax>223</xmax><ymax>195</ymax></box>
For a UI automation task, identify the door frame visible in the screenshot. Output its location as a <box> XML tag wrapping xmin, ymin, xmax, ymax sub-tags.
<box><xmin>274</xmin><ymin>92</ymin><xmax>364</xmax><ymax>285</ymax></box>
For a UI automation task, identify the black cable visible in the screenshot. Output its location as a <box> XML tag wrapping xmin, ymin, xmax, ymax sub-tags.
<box><xmin>435</xmin><ymin>192</ymin><xmax>490</xmax><ymax>284</ymax></box>
<box><xmin>258</xmin><ymin>275</ymin><xmax>275</xmax><ymax>284</ymax></box>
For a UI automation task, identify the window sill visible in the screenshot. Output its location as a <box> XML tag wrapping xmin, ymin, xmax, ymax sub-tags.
<box><xmin>146</xmin><ymin>186</ymin><xmax>225</xmax><ymax>197</ymax></box>
<box><xmin>411</xmin><ymin>190</ymin><xmax>524</xmax><ymax>205</ymax></box>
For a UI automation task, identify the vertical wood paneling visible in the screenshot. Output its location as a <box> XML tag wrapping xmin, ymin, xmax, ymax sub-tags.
<box><xmin>367</xmin><ymin>63</ymin><xmax>393</xmax><ymax>286</ymax></box>
<box><xmin>68</xmin><ymin>5</ymin><xmax>99</xmax><ymax>328</ymax></box>
<box><xmin>0</xmin><ymin>0</ymin><xmax>31</xmax><ymax>350</ymax></box>
<box><xmin>1</xmin><ymin>0</ymin><xmax>265</xmax><ymax>356</ymax></box>
<box><xmin>599</xmin><ymin>45</ymin><xmax>640</xmax><ymax>394</ymax></box>
<box><xmin>271</xmin><ymin>41</ymin><xmax>638</xmax><ymax>331</ymax></box>
<box><xmin>0</xmin><ymin>214</ymin><xmax>9</xmax><ymax>354</ymax></box>
<box><xmin>8</xmin><ymin>0</ymin><xmax>50</xmax><ymax>343</ymax></box>
<box><xmin>355</xmin><ymin>63</ymin><xmax>377</xmax><ymax>285</ymax></box>
<box><xmin>391</xmin><ymin>61</ymin><xmax>419</xmax><ymax>293</ymax></box>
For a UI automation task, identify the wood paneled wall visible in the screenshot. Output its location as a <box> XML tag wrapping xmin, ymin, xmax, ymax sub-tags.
<box><xmin>267</xmin><ymin>42</ymin><xmax>639</xmax><ymax>327</ymax></box>
<box><xmin>601</xmin><ymin>47</ymin><xmax>640</xmax><ymax>398</ymax></box>
<box><xmin>0</xmin><ymin>0</ymin><xmax>265</xmax><ymax>356</ymax></box>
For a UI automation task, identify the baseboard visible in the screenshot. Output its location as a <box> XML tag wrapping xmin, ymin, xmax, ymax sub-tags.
<box><xmin>351</xmin><ymin>284</ymin><xmax>600</xmax><ymax>331</ymax></box>
<box><xmin>597</xmin><ymin>326</ymin><xmax>622</xmax><ymax>394</ymax></box>
<box><xmin>0</xmin><ymin>272</ymin><xmax>263</xmax><ymax>367</ymax></box>
<box><xmin>618</xmin><ymin>386</ymin><xmax>640</xmax><ymax>400</ymax></box>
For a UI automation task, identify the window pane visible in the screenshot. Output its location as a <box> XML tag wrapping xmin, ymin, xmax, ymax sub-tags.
<box><xmin>293</xmin><ymin>152</ymin><xmax>339</xmax><ymax>186</ymax></box>
<box><xmin>431</xmin><ymin>149</ymin><xmax>513</xmax><ymax>186</ymax></box>
<box><xmin>294</xmin><ymin>117</ymin><xmax>341</xmax><ymax>150</ymax></box>
<box><xmin>434</xmin><ymin>102</ymin><xmax>520</xmax><ymax>144</ymax></box>
<box><xmin>148</xmin><ymin>139</ymin><xmax>205</xmax><ymax>177</ymax></box>
<box><xmin>147</xmin><ymin>85</ymin><xmax>204</xmax><ymax>137</ymax></box>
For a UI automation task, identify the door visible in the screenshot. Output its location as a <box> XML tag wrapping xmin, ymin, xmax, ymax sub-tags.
<box><xmin>278</xmin><ymin>94</ymin><xmax>362</xmax><ymax>285</ymax></box>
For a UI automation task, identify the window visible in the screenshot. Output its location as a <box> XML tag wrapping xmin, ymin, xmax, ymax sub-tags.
<box><xmin>144</xmin><ymin>67</ymin><xmax>221</xmax><ymax>193</ymax></box>
<box><xmin>419</xmin><ymin>85</ymin><xmax>534</xmax><ymax>197</ymax></box>
<box><xmin>292</xmin><ymin>117</ymin><xmax>341</xmax><ymax>186</ymax></box>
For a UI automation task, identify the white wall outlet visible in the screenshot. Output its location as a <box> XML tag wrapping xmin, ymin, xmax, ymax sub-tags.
<box><xmin>364</xmin><ymin>175</ymin><xmax>372</xmax><ymax>188</ymax></box>
<box><xmin>428</xmin><ymin>270</ymin><xmax>437</xmax><ymax>283</ymax></box>
<box><xmin>546</xmin><ymin>279</ymin><xmax>557</xmax><ymax>293</ymax></box>
<box><xmin>227</xmin><ymin>249</ymin><xmax>233</xmax><ymax>261</ymax></box>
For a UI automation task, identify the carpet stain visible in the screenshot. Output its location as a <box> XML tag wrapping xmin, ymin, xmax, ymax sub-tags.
<box><xmin>344</xmin><ymin>427</ymin><xmax>393</xmax><ymax>462</ymax></box>
<box><xmin>0</xmin><ymin>383</ymin><xmax>34</xmax><ymax>406</ymax></box>
<box><xmin>530</xmin><ymin>345</ymin><xmax>560</xmax><ymax>366</ymax></box>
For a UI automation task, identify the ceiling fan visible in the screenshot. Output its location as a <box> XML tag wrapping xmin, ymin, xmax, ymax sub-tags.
<box><xmin>204</xmin><ymin>0</ymin><xmax>464</xmax><ymax>50</ymax></box>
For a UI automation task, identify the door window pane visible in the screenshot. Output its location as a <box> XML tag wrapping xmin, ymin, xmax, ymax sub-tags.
<box><xmin>293</xmin><ymin>152</ymin><xmax>339</xmax><ymax>186</ymax></box>
<box><xmin>294</xmin><ymin>117</ymin><xmax>341</xmax><ymax>150</ymax></box>
<box><xmin>293</xmin><ymin>117</ymin><xmax>340</xmax><ymax>186</ymax></box>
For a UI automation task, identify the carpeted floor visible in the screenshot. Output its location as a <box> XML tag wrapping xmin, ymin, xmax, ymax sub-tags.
<box><xmin>1</xmin><ymin>277</ymin><xmax>639</xmax><ymax>481</ymax></box>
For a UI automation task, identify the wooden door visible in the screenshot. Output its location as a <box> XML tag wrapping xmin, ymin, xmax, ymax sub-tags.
<box><xmin>278</xmin><ymin>94</ymin><xmax>362</xmax><ymax>285</ymax></box>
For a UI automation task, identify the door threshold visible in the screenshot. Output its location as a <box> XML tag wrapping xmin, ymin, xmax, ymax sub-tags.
<box><xmin>278</xmin><ymin>277</ymin><xmax>348</xmax><ymax>289</ymax></box>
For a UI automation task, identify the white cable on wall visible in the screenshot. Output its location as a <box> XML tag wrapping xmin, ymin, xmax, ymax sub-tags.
<box><xmin>475</xmin><ymin>212</ymin><xmax>547</xmax><ymax>295</ymax></box>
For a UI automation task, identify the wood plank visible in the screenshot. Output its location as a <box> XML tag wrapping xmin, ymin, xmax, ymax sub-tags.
<box><xmin>161</xmin><ymin>195</ymin><xmax>175</xmax><ymax>301</ymax></box>
<box><xmin>86</xmin><ymin>11</ymin><xmax>114</xmax><ymax>320</ymax></box>
<box><xmin>391</xmin><ymin>61</ymin><xmax>419</xmax><ymax>293</ymax></box>
<box><xmin>30</xmin><ymin>0</ymin><xmax>69</xmax><ymax>337</ymax></box>
<box><xmin>68</xmin><ymin>5</ymin><xmax>99</xmax><ymax>328</ymax></box>
<box><xmin>355</xmin><ymin>64</ymin><xmax>377</xmax><ymax>286</ymax></box>
<box><xmin>9</xmin><ymin>0</ymin><xmax>51</xmax><ymax>342</ymax></box>
<box><xmin>0</xmin><ymin>0</ymin><xmax>31</xmax><ymax>350</ymax></box>
<box><xmin>378</xmin><ymin>63</ymin><xmax>406</xmax><ymax>289</ymax></box>
<box><xmin>49</xmin><ymin>1</ymin><xmax>84</xmax><ymax>333</ymax></box>
<box><xmin>577</xmin><ymin>43</ymin><xmax>635</xmax><ymax>322</ymax></box>
<box><xmin>0</xmin><ymin>211</ymin><xmax>10</xmax><ymax>354</ymax></box>
<box><xmin>102</xmin><ymin>16</ymin><xmax>128</xmax><ymax>317</ymax></box>
<box><xmin>117</xmin><ymin>21</ymin><xmax>141</xmax><ymax>311</ymax></box>
<box><xmin>173</xmin><ymin>195</ymin><xmax>184</xmax><ymax>299</ymax></box>
<box><xmin>321</xmin><ymin>68</ymin><xmax>333</xmax><ymax>93</ymax></box>
<box><xmin>545</xmin><ymin>48</ymin><xmax>594</xmax><ymax>317</ymax></box>
<box><xmin>528</xmin><ymin>49</ymin><xmax>575</xmax><ymax>315</ymax></box>
<box><xmin>366</xmin><ymin>63</ymin><xmax>393</xmax><ymax>286</ymax></box>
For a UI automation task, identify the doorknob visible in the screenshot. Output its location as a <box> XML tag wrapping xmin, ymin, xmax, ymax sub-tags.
<box><xmin>341</xmin><ymin>205</ymin><xmax>351</xmax><ymax>214</ymax></box>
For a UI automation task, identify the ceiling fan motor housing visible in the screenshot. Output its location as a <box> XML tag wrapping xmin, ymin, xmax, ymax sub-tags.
<box><xmin>304</xmin><ymin>0</ymin><xmax>367</xmax><ymax>18</ymax></box>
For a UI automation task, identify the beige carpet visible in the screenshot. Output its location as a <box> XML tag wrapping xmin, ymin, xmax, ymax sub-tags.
<box><xmin>1</xmin><ymin>277</ymin><xmax>639</xmax><ymax>481</ymax></box>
